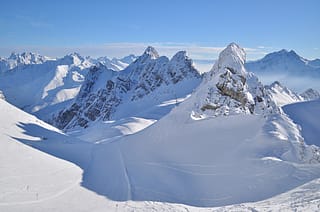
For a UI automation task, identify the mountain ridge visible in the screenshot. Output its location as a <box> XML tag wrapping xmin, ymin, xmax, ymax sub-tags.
<box><xmin>53</xmin><ymin>46</ymin><xmax>202</xmax><ymax>130</ymax></box>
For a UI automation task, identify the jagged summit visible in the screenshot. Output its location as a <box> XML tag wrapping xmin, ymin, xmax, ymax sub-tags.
<box><xmin>119</xmin><ymin>54</ymin><xmax>137</xmax><ymax>64</ymax></box>
<box><xmin>53</xmin><ymin>47</ymin><xmax>202</xmax><ymax>129</ymax></box>
<box><xmin>171</xmin><ymin>50</ymin><xmax>188</xmax><ymax>61</ymax></box>
<box><xmin>62</xmin><ymin>52</ymin><xmax>85</xmax><ymax>65</ymax></box>
<box><xmin>143</xmin><ymin>46</ymin><xmax>159</xmax><ymax>59</ymax></box>
<box><xmin>129</xmin><ymin>46</ymin><xmax>160</xmax><ymax>65</ymax></box>
<box><xmin>212</xmin><ymin>42</ymin><xmax>246</xmax><ymax>76</ymax></box>
<box><xmin>8</xmin><ymin>51</ymin><xmax>49</xmax><ymax>64</ymax></box>
<box><xmin>190</xmin><ymin>42</ymin><xmax>278</xmax><ymax>119</ymax></box>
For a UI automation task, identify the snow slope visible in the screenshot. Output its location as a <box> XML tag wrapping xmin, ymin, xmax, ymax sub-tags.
<box><xmin>0</xmin><ymin>53</ymin><xmax>92</xmax><ymax>120</ymax></box>
<box><xmin>0</xmin><ymin>99</ymin><xmax>89</xmax><ymax>207</ymax></box>
<box><xmin>283</xmin><ymin>99</ymin><xmax>320</xmax><ymax>147</ymax></box>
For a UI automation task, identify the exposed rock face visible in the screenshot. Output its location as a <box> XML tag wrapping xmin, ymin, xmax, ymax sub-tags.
<box><xmin>192</xmin><ymin>43</ymin><xmax>278</xmax><ymax>119</ymax></box>
<box><xmin>53</xmin><ymin>47</ymin><xmax>202</xmax><ymax>130</ymax></box>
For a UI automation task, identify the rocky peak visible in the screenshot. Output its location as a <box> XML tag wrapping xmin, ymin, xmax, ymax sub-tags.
<box><xmin>8</xmin><ymin>52</ymin><xmax>48</xmax><ymax>65</ymax></box>
<box><xmin>134</xmin><ymin>46</ymin><xmax>160</xmax><ymax>65</ymax></box>
<box><xmin>143</xmin><ymin>46</ymin><xmax>159</xmax><ymax>59</ymax></box>
<box><xmin>213</xmin><ymin>42</ymin><xmax>246</xmax><ymax>76</ymax></box>
<box><xmin>62</xmin><ymin>52</ymin><xmax>84</xmax><ymax>65</ymax></box>
<box><xmin>167</xmin><ymin>51</ymin><xmax>200</xmax><ymax>84</ymax></box>
<box><xmin>53</xmin><ymin>48</ymin><xmax>202</xmax><ymax>130</ymax></box>
<box><xmin>268</xmin><ymin>81</ymin><xmax>291</xmax><ymax>93</ymax></box>
<box><xmin>171</xmin><ymin>51</ymin><xmax>188</xmax><ymax>61</ymax></box>
<box><xmin>191</xmin><ymin>43</ymin><xmax>278</xmax><ymax>119</ymax></box>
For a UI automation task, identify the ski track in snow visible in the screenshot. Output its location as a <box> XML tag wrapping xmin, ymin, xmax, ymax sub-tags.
<box><xmin>117</xmin><ymin>144</ymin><xmax>132</xmax><ymax>200</ymax></box>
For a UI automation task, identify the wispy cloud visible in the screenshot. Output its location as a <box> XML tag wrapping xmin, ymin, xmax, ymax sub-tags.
<box><xmin>0</xmin><ymin>42</ymin><xmax>271</xmax><ymax>62</ymax></box>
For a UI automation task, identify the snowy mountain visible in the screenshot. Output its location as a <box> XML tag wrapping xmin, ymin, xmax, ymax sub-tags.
<box><xmin>264</xmin><ymin>81</ymin><xmax>320</xmax><ymax>106</ymax></box>
<box><xmin>2</xmin><ymin>43</ymin><xmax>320</xmax><ymax>211</ymax></box>
<box><xmin>245</xmin><ymin>49</ymin><xmax>320</xmax><ymax>92</ymax></box>
<box><xmin>300</xmin><ymin>88</ymin><xmax>320</xmax><ymax>101</ymax></box>
<box><xmin>265</xmin><ymin>81</ymin><xmax>303</xmax><ymax>106</ymax></box>
<box><xmin>189</xmin><ymin>43</ymin><xmax>279</xmax><ymax>119</ymax></box>
<box><xmin>245</xmin><ymin>49</ymin><xmax>320</xmax><ymax>76</ymax></box>
<box><xmin>308</xmin><ymin>58</ymin><xmax>320</xmax><ymax>68</ymax></box>
<box><xmin>0</xmin><ymin>53</ymin><xmax>93</xmax><ymax>121</ymax></box>
<box><xmin>53</xmin><ymin>46</ymin><xmax>202</xmax><ymax>130</ymax></box>
<box><xmin>0</xmin><ymin>52</ymin><xmax>51</xmax><ymax>73</ymax></box>
<box><xmin>0</xmin><ymin>51</ymin><xmax>139</xmax><ymax>122</ymax></box>
<box><xmin>95</xmin><ymin>54</ymin><xmax>137</xmax><ymax>71</ymax></box>
<box><xmin>90</xmin><ymin>43</ymin><xmax>320</xmax><ymax>206</ymax></box>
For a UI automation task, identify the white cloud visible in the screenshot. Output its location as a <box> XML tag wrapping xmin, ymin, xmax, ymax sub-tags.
<box><xmin>0</xmin><ymin>42</ymin><xmax>269</xmax><ymax>61</ymax></box>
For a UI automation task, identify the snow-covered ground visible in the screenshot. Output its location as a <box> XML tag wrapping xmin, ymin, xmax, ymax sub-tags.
<box><xmin>1</xmin><ymin>98</ymin><xmax>320</xmax><ymax>211</ymax></box>
<box><xmin>283</xmin><ymin>99</ymin><xmax>320</xmax><ymax>147</ymax></box>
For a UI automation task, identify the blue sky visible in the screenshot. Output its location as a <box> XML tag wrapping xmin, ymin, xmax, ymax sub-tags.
<box><xmin>0</xmin><ymin>0</ymin><xmax>319</xmax><ymax>60</ymax></box>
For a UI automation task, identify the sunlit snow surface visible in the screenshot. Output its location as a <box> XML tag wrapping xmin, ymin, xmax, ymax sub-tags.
<box><xmin>1</xmin><ymin>98</ymin><xmax>320</xmax><ymax>211</ymax></box>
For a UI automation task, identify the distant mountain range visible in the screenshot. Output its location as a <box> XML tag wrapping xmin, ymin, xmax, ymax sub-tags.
<box><xmin>245</xmin><ymin>49</ymin><xmax>320</xmax><ymax>76</ymax></box>
<box><xmin>0</xmin><ymin>52</ymin><xmax>137</xmax><ymax>121</ymax></box>
<box><xmin>0</xmin><ymin>47</ymin><xmax>319</xmax><ymax>126</ymax></box>
<box><xmin>245</xmin><ymin>49</ymin><xmax>320</xmax><ymax>92</ymax></box>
